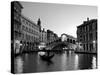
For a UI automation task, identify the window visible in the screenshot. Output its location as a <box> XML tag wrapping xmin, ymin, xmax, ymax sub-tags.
<box><xmin>89</xmin><ymin>33</ymin><xmax>93</xmax><ymax>41</ymax></box>
<box><xmin>89</xmin><ymin>24</ymin><xmax>92</xmax><ymax>31</ymax></box>
<box><xmin>95</xmin><ymin>22</ymin><xmax>97</xmax><ymax>30</ymax></box>
<box><xmin>80</xmin><ymin>39</ymin><xmax>82</xmax><ymax>42</ymax></box>
<box><xmin>32</xmin><ymin>30</ymin><xmax>33</xmax><ymax>34</ymax></box>
<box><xmin>80</xmin><ymin>35</ymin><xmax>82</xmax><ymax>38</ymax></box>
<box><xmin>70</xmin><ymin>39</ymin><xmax>72</xmax><ymax>43</ymax></box>
<box><xmin>26</xmin><ymin>21</ymin><xmax>28</xmax><ymax>25</ymax></box>
<box><xmin>96</xmin><ymin>32</ymin><xmax>97</xmax><ymax>40</ymax></box>
<box><xmin>73</xmin><ymin>40</ymin><xmax>75</xmax><ymax>44</ymax></box>
<box><xmin>83</xmin><ymin>35</ymin><xmax>85</xmax><ymax>41</ymax></box>
<box><xmin>83</xmin><ymin>44</ymin><xmax>85</xmax><ymax>51</ymax></box>
<box><xmin>22</xmin><ymin>25</ymin><xmax>25</xmax><ymax>30</ymax></box>
<box><xmin>80</xmin><ymin>44</ymin><xmax>82</xmax><ymax>46</ymax></box>
<box><xmin>89</xmin><ymin>44</ymin><xmax>93</xmax><ymax>51</ymax></box>
<box><xmin>29</xmin><ymin>28</ymin><xmax>31</xmax><ymax>32</ymax></box>
<box><xmin>22</xmin><ymin>33</ymin><xmax>24</xmax><ymax>39</ymax></box>
<box><xmin>86</xmin><ymin>33</ymin><xmax>88</xmax><ymax>41</ymax></box>
<box><xmin>86</xmin><ymin>44</ymin><xmax>88</xmax><ymax>51</ymax></box>
<box><xmin>26</xmin><ymin>27</ymin><xmax>28</xmax><ymax>31</ymax></box>
<box><xmin>86</xmin><ymin>25</ymin><xmax>88</xmax><ymax>31</ymax></box>
<box><xmin>85</xmin><ymin>26</ymin><xmax>86</xmax><ymax>32</ymax></box>
<box><xmin>80</xmin><ymin>27</ymin><xmax>82</xmax><ymax>32</ymax></box>
<box><xmin>26</xmin><ymin>34</ymin><xmax>28</xmax><ymax>40</ymax></box>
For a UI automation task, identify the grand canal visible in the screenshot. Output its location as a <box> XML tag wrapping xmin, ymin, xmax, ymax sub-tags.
<box><xmin>14</xmin><ymin>50</ymin><xmax>97</xmax><ymax>73</ymax></box>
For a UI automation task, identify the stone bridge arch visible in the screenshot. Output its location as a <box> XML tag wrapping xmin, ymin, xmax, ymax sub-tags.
<box><xmin>61</xmin><ymin>33</ymin><xmax>68</xmax><ymax>42</ymax></box>
<box><xmin>61</xmin><ymin>33</ymin><xmax>76</xmax><ymax>44</ymax></box>
<box><xmin>52</xmin><ymin>41</ymin><xmax>70</xmax><ymax>50</ymax></box>
<box><xmin>46</xmin><ymin>33</ymin><xmax>77</xmax><ymax>50</ymax></box>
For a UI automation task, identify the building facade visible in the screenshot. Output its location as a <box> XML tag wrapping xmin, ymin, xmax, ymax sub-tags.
<box><xmin>11</xmin><ymin>1</ymin><xmax>60</xmax><ymax>52</ymax></box>
<box><xmin>40</xmin><ymin>28</ymin><xmax>47</xmax><ymax>43</ymax></box>
<box><xmin>77</xmin><ymin>18</ymin><xmax>97</xmax><ymax>53</ymax></box>
<box><xmin>47</xmin><ymin>30</ymin><xmax>58</xmax><ymax>45</ymax></box>
<box><xmin>11</xmin><ymin>1</ymin><xmax>23</xmax><ymax>42</ymax></box>
<box><xmin>11</xmin><ymin>1</ymin><xmax>23</xmax><ymax>54</ymax></box>
<box><xmin>21</xmin><ymin>15</ymin><xmax>41</xmax><ymax>51</ymax></box>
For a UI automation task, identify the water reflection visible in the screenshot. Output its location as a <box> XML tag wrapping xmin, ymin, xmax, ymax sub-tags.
<box><xmin>61</xmin><ymin>51</ymin><xmax>67</xmax><ymax>70</ymax></box>
<box><xmin>14</xmin><ymin>51</ymin><xmax>97</xmax><ymax>73</ymax></box>
<box><xmin>92</xmin><ymin>56</ymin><xmax>97</xmax><ymax>69</ymax></box>
<box><xmin>74</xmin><ymin>54</ymin><xmax>79</xmax><ymax>70</ymax></box>
<box><xmin>14</xmin><ymin>56</ymin><xmax>23</xmax><ymax>73</ymax></box>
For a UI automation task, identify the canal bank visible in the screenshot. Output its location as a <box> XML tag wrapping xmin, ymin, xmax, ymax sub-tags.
<box><xmin>74</xmin><ymin>51</ymin><xmax>97</xmax><ymax>55</ymax></box>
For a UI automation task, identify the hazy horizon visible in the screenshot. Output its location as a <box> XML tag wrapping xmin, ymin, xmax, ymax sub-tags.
<box><xmin>20</xmin><ymin>1</ymin><xmax>97</xmax><ymax>37</ymax></box>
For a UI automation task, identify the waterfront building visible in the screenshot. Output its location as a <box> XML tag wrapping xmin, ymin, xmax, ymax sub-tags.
<box><xmin>53</xmin><ymin>33</ymin><xmax>58</xmax><ymax>42</ymax></box>
<box><xmin>47</xmin><ymin>30</ymin><xmax>58</xmax><ymax>45</ymax></box>
<box><xmin>77</xmin><ymin>18</ymin><xmax>97</xmax><ymax>53</ymax></box>
<box><xmin>21</xmin><ymin>15</ymin><xmax>41</xmax><ymax>51</ymax></box>
<box><xmin>11</xmin><ymin>1</ymin><xmax>60</xmax><ymax>52</ymax></box>
<box><xmin>40</xmin><ymin>28</ymin><xmax>47</xmax><ymax>43</ymax></box>
<box><xmin>11</xmin><ymin>1</ymin><xmax>23</xmax><ymax>42</ymax></box>
<box><xmin>11</xmin><ymin>1</ymin><xmax>23</xmax><ymax>53</ymax></box>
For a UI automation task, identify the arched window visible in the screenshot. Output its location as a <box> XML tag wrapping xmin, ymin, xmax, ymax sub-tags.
<box><xmin>67</xmin><ymin>38</ymin><xmax>69</xmax><ymax>42</ymax></box>
<box><xmin>73</xmin><ymin>40</ymin><xmax>75</xmax><ymax>44</ymax></box>
<box><xmin>70</xmin><ymin>39</ymin><xmax>72</xmax><ymax>43</ymax></box>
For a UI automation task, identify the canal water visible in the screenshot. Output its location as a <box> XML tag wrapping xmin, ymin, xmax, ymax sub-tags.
<box><xmin>14</xmin><ymin>51</ymin><xmax>97</xmax><ymax>73</ymax></box>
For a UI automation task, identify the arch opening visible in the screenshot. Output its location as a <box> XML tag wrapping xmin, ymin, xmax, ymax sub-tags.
<box><xmin>61</xmin><ymin>34</ymin><xmax>67</xmax><ymax>42</ymax></box>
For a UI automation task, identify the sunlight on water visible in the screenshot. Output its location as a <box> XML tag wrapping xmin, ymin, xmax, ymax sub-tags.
<box><xmin>92</xmin><ymin>56</ymin><xmax>97</xmax><ymax>69</ymax></box>
<box><xmin>61</xmin><ymin>52</ymin><xmax>67</xmax><ymax>70</ymax></box>
<box><xmin>37</xmin><ymin>54</ymin><xmax>41</xmax><ymax>65</ymax></box>
<box><xmin>74</xmin><ymin>54</ymin><xmax>79</xmax><ymax>69</ymax></box>
<box><xmin>25</xmin><ymin>53</ymin><xmax>28</xmax><ymax>61</ymax></box>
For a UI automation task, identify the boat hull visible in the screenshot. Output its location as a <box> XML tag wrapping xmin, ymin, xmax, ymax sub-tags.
<box><xmin>39</xmin><ymin>54</ymin><xmax>54</xmax><ymax>60</ymax></box>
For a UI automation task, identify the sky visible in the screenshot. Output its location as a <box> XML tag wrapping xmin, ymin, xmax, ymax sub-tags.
<box><xmin>20</xmin><ymin>1</ymin><xmax>97</xmax><ymax>37</ymax></box>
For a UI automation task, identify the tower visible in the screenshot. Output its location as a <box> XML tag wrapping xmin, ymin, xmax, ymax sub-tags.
<box><xmin>37</xmin><ymin>18</ymin><xmax>41</xmax><ymax>32</ymax></box>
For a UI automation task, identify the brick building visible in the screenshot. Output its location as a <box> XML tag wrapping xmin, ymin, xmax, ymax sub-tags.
<box><xmin>77</xmin><ymin>18</ymin><xmax>97</xmax><ymax>53</ymax></box>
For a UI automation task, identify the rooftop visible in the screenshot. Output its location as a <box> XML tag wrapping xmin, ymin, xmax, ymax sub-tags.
<box><xmin>21</xmin><ymin>14</ymin><xmax>39</xmax><ymax>27</ymax></box>
<box><xmin>77</xmin><ymin>18</ymin><xmax>97</xmax><ymax>28</ymax></box>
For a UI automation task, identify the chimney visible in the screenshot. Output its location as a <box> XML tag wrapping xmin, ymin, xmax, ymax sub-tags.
<box><xmin>87</xmin><ymin>17</ymin><xmax>89</xmax><ymax>21</ymax></box>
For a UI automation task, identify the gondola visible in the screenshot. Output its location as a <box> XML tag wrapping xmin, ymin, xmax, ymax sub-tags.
<box><xmin>39</xmin><ymin>53</ymin><xmax>54</xmax><ymax>60</ymax></box>
<box><xmin>38</xmin><ymin>44</ymin><xmax>55</xmax><ymax>60</ymax></box>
